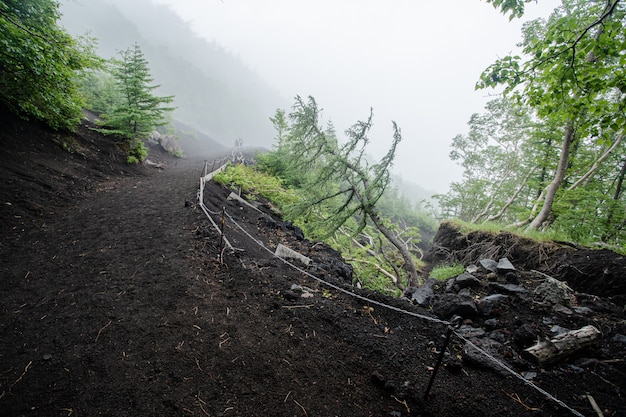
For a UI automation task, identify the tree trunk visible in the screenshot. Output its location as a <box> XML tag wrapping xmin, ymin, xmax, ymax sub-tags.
<box><xmin>522</xmin><ymin>325</ymin><xmax>601</xmax><ymax>366</ymax></box>
<box><xmin>567</xmin><ymin>134</ymin><xmax>624</xmax><ymax>191</ymax></box>
<box><xmin>367</xmin><ymin>209</ymin><xmax>422</xmax><ymax>287</ymax></box>
<box><xmin>528</xmin><ymin>123</ymin><xmax>575</xmax><ymax>230</ymax></box>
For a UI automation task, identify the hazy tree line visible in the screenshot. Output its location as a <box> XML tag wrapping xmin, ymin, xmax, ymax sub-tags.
<box><xmin>0</xmin><ymin>0</ymin><xmax>176</xmax><ymax>162</ymax></box>
<box><xmin>59</xmin><ymin>0</ymin><xmax>286</xmax><ymax>147</ymax></box>
<box><xmin>436</xmin><ymin>0</ymin><xmax>625</xmax><ymax>248</ymax></box>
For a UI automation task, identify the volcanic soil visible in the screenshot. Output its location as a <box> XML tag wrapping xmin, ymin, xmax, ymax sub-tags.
<box><xmin>0</xmin><ymin>108</ymin><xmax>625</xmax><ymax>417</ymax></box>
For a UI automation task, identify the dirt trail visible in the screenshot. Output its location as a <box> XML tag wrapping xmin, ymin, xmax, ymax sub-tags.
<box><xmin>1</xmin><ymin>114</ymin><xmax>624</xmax><ymax>416</ymax></box>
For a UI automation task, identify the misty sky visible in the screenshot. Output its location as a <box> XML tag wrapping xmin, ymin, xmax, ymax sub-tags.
<box><xmin>150</xmin><ymin>0</ymin><xmax>560</xmax><ymax>193</ymax></box>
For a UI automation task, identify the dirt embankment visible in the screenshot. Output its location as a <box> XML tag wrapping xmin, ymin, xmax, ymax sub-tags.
<box><xmin>427</xmin><ymin>221</ymin><xmax>626</xmax><ymax>301</ymax></box>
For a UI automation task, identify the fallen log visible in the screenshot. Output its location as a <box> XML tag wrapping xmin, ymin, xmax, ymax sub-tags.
<box><xmin>522</xmin><ymin>325</ymin><xmax>601</xmax><ymax>366</ymax></box>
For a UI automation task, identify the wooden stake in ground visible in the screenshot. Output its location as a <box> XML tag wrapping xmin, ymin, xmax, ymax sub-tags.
<box><xmin>522</xmin><ymin>325</ymin><xmax>601</xmax><ymax>366</ymax></box>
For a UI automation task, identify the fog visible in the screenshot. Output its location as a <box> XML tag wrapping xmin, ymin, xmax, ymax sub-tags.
<box><xmin>148</xmin><ymin>0</ymin><xmax>559</xmax><ymax>193</ymax></box>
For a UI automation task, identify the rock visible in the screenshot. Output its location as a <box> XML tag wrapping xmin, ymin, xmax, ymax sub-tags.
<box><xmin>479</xmin><ymin>259</ymin><xmax>498</xmax><ymax>273</ymax></box>
<box><xmin>432</xmin><ymin>294</ymin><xmax>477</xmax><ymax>319</ymax></box>
<box><xmin>476</xmin><ymin>294</ymin><xmax>509</xmax><ymax>316</ymax></box>
<box><xmin>552</xmin><ymin>304</ymin><xmax>573</xmax><ymax>315</ymax></box>
<box><xmin>612</xmin><ymin>334</ymin><xmax>626</xmax><ymax>344</ymax></box>
<box><xmin>484</xmin><ymin>318</ymin><xmax>499</xmax><ymax>330</ymax></box>
<box><xmin>406</xmin><ymin>279</ymin><xmax>436</xmax><ymax>307</ymax></box>
<box><xmin>282</xmin><ymin>290</ymin><xmax>299</xmax><ymax>301</ymax></box>
<box><xmin>573</xmin><ymin>306</ymin><xmax>592</xmax><ymax>315</ymax></box>
<box><xmin>496</xmin><ymin>257</ymin><xmax>516</xmax><ymax>273</ymax></box>
<box><xmin>550</xmin><ymin>325</ymin><xmax>571</xmax><ymax>336</ymax></box>
<box><xmin>461</xmin><ymin>338</ymin><xmax>508</xmax><ymax>375</ymax></box>
<box><xmin>505</xmin><ymin>272</ymin><xmax>519</xmax><ymax>285</ymax></box>
<box><xmin>534</xmin><ymin>277</ymin><xmax>572</xmax><ymax>306</ymax></box>
<box><xmin>455</xmin><ymin>272</ymin><xmax>481</xmax><ymax>289</ymax></box>
<box><xmin>458</xmin><ymin>288</ymin><xmax>472</xmax><ymax>297</ymax></box>
<box><xmin>445</xmin><ymin>277</ymin><xmax>457</xmax><ymax>293</ymax></box>
<box><xmin>457</xmin><ymin>324</ymin><xmax>485</xmax><ymax>338</ymax></box>
<box><xmin>513</xmin><ymin>323</ymin><xmax>536</xmax><ymax>348</ymax></box>
<box><xmin>466</xmin><ymin>265</ymin><xmax>479</xmax><ymax>274</ymax></box>
<box><xmin>489</xmin><ymin>282</ymin><xmax>530</xmax><ymax>299</ymax></box>
<box><xmin>152</xmin><ymin>132</ymin><xmax>184</xmax><ymax>156</ymax></box>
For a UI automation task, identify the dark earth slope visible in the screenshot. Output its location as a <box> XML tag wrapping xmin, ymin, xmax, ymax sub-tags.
<box><xmin>1</xmin><ymin>108</ymin><xmax>625</xmax><ymax>416</ymax></box>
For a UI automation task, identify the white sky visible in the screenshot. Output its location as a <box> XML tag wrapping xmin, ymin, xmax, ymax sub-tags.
<box><xmin>151</xmin><ymin>0</ymin><xmax>560</xmax><ymax>193</ymax></box>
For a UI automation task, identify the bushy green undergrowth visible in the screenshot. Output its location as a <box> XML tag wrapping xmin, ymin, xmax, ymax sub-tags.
<box><xmin>430</xmin><ymin>263</ymin><xmax>464</xmax><ymax>281</ymax></box>
<box><xmin>213</xmin><ymin>164</ymin><xmax>298</xmax><ymax>208</ymax></box>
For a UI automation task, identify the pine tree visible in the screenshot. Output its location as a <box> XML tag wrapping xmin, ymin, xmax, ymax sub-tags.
<box><xmin>97</xmin><ymin>42</ymin><xmax>174</xmax><ymax>162</ymax></box>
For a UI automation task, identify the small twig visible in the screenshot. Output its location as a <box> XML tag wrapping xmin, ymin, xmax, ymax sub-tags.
<box><xmin>198</xmin><ymin>402</ymin><xmax>210</xmax><ymax>416</ymax></box>
<box><xmin>293</xmin><ymin>399</ymin><xmax>308</xmax><ymax>416</ymax></box>
<box><xmin>591</xmin><ymin>370</ymin><xmax>621</xmax><ymax>390</ymax></box>
<box><xmin>587</xmin><ymin>394</ymin><xmax>604</xmax><ymax>417</ymax></box>
<box><xmin>284</xmin><ymin>391</ymin><xmax>292</xmax><ymax>402</ymax></box>
<box><xmin>9</xmin><ymin>360</ymin><xmax>32</xmax><ymax>393</ymax></box>
<box><xmin>392</xmin><ymin>395</ymin><xmax>410</xmax><ymax>414</ymax></box>
<box><xmin>281</xmin><ymin>305</ymin><xmax>314</xmax><ymax>309</ymax></box>
<box><xmin>219</xmin><ymin>337</ymin><xmax>231</xmax><ymax>348</ymax></box>
<box><xmin>95</xmin><ymin>320</ymin><xmax>112</xmax><ymax>342</ymax></box>
<box><xmin>503</xmin><ymin>390</ymin><xmax>541</xmax><ymax>411</ymax></box>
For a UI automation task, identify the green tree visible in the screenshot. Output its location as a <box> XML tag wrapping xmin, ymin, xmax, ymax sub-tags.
<box><xmin>0</xmin><ymin>0</ymin><xmax>98</xmax><ymax>129</ymax></box>
<box><xmin>279</xmin><ymin>96</ymin><xmax>422</xmax><ymax>287</ymax></box>
<box><xmin>478</xmin><ymin>0</ymin><xmax>626</xmax><ymax>230</ymax></box>
<box><xmin>97</xmin><ymin>42</ymin><xmax>174</xmax><ymax>162</ymax></box>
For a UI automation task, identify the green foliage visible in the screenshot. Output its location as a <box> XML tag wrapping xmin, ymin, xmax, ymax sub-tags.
<box><xmin>430</xmin><ymin>264</ymin><xmax>465</xmax><ymax>281</ymax></box>
<box><xmin>77</xmin><ymin>69</ymin><xmax>123</xmax><ymax>114</ymax></box>
<box><xmin>485</xmin><ymin>0</ymin><xmax>530</xmax><ymax>20</ymax></box>
<box><xmin>96</xmin><ymin>42</ymin><xmax>175</xmax><ymax>141</ymax></box>
<box><xmin>0</xmin><ymin>0</ymin><xmax>100</xmax><ymax>129</ymax></box>
<box><xmin>213</xmin><ymin>164</ymin><xmax>298</xmax><ymax>208</ymax></box>
<box><xmin>126</xmin><ymin>138</ymin><xmax>148</xmax><ymax>164</ymax></box>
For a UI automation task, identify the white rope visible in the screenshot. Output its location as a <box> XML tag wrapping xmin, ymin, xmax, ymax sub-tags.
<box><xmin>455</xmin><ymin>332</ymin><xmax>587</xmax><ymax>417</ymax></box>
<box><xmin>223</xmin><ymin>209</ymin><xmax>450</xmax><ymax>325</ymax></box>
<box><xmin>198</xmin><ymin>165</ymin><xmax>589</xmax><ymax>417</ymax></box>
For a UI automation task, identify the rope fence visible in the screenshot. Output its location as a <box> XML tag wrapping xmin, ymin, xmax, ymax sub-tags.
<box><xmin>196</xmin><ymin>160</ymin><xmax>588</xmax><ymax>417</ymax></box>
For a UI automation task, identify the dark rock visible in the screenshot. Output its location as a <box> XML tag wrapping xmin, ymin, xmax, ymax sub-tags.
<box><xmin>489</xmin><ymin>282</ymin><xmax>530</xmax><ymax>299</ymax></box>
<box><xmin>432</xmin><ymin>294</ymin><xmax>477</xmax><ymax>319</ymax></box>
<box><xmin>573</xmin><ymin>306</ymin><xmax>592</xmax><ymax>315</ymax></box>
<box><xmin>611</xmin><ymin>334</ymin><xmax>626</xmax><ymax>344</ymax></box>
<box><xmin>550</xmin><ymin>325</ymin><xmax>570</xmax><ymax>336</ymax></box>
<box><xmin>476</xmin><ymin>294</ymin><xmax>509</xmax><ymax>316</ymax></box>
<box><xmin>513</xmin><ymin>324</ymin><xmax>536</xmax><ymax>348</ymax></box>
<box><xmin>479</xmin><ymin>259</ymin><xmax>498</xmax><ymax>273</ymax></box>
<box><xmin>496</xmin><ymin>257</ymin><xmax>516</xmax><ymax>273</ymax></box>
<box><xmin>552</xmin><ymin>304</ymin><xmax>573</xmax><ymax>315</ymax></box>
<box><xmin>445</xmin><ymin>277</ymin><xmax>458</xmax><ymax>293</ymax></box>
<box><xmin>457</xmin><ymin>324</ymin><xmax>485</xmax><ymax>338</ymax></box>
<box><xmin>406</xmin><ymin>279</ymin><xmax>436</xmax><ymax>307</ymax></box>
<box><xmin>458</xmin><ymin>288</ymin><xmax>472</xmax><ymax>297</ymax></box>
<box><xmin>455</xmin><ymin>272</ymin><xmax>481</xmax><ymax>289</ymax></box>
<box><xmin>282</xmin><ymin>290</ymin><xmax>299</xmax><ymax>301</ymax></box>
<box><xmin>461</xmin><ymin>338</ymin><xmax>508</xmax><ymax>375</ymax></box>
<box><xmin>505</xmin><ymin>272</ymin><xmax>519</xmax><ymax>285</ymax></box>
<box><xmin>484</xmin><ymin>318</ymin><xmax>499</xmax><ymax>330</ymax></box>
